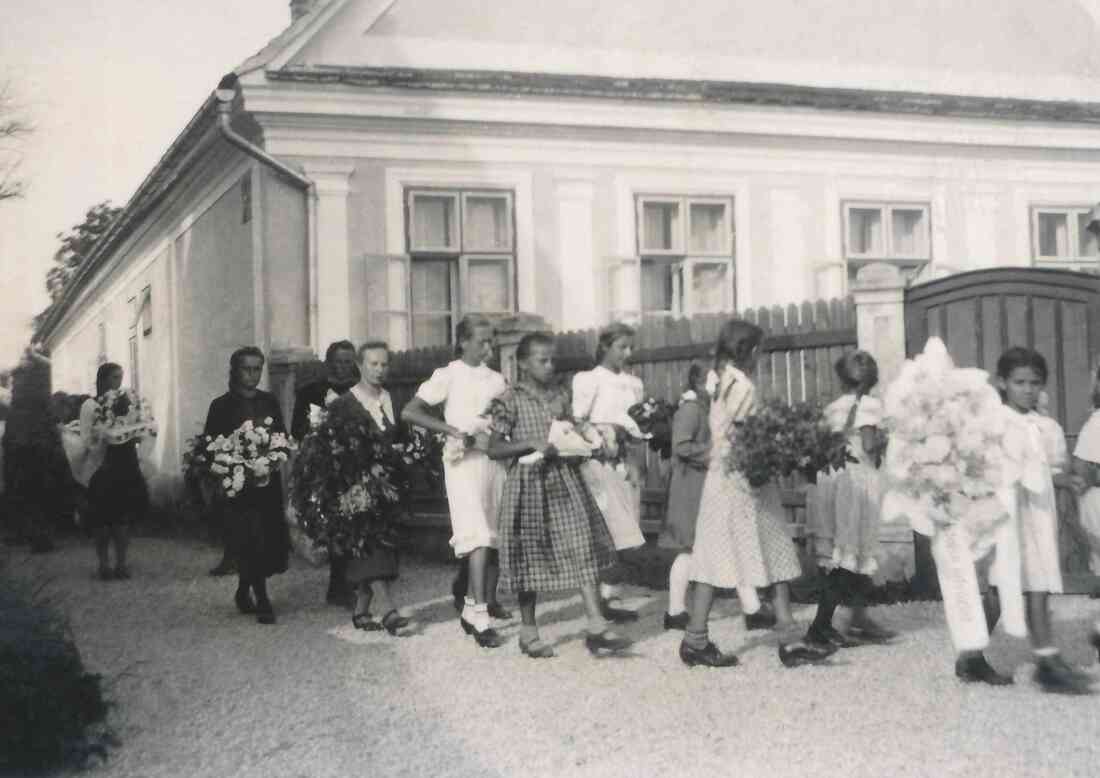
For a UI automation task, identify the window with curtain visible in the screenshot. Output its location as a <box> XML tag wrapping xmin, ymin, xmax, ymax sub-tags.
<box><xmin>843</xmin><ymin>201</ymin><xmax>930</xmax><ymax>280</ymax></box>
<box><xmin>1031</xmin><ymin>206</ymin><xmax>1100</xmax><ymax>262</ymax></box>
<box><xmin>406</xmin><ymin>188</ymin><xmax>516</xmax><ymax>346</ymax></box>
<box><xmin>635</xmin><ymin>195</ymin><xmax>735</xmax><ymax>318</ymax></box>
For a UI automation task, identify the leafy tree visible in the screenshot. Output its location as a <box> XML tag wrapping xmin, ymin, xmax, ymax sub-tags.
<box><xmin>33</xmin><ymin>202</ymin><xmax>123</xmax><ymax>334</ymax></box>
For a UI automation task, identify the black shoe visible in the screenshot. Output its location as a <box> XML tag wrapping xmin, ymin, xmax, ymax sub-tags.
<box><xmin>745</xmin><ymin>609</ymin><xmax>778</xmax><ymax>631</ymax></box>
<box><xmin>471</xmin><ymin>626</ymin><xmax>505</xmax><ymax>648</ymax></box>
<box><xmin>601</xmin><ymin>602</ymin><xmax>639</xmax><ymax>623</ymax></box>
<box><xmin>806</xmin><ymin>625</ymin><xmax>865</xmax><ymax>649</ymax></box>
<box><xmin>664</xmin><ymin>612</ymin><xmax>690</xmax><ymax>631</ymax></box>
<box><xmin>847</xmin><ymin>619</ymin><xmax>898</xmax><ymax>644</ymax></box>
<box><xmin>381</xmin><ymin>609</ymin><xmax>411</xmax><ymax>637</ymax></box>
<box><xmin>209</xmin><ymin>559</ymin><xmax>236</xmax><ymax>577</ymax></box>
<box><xmin>954</xmin><ymin>654</ymin><xmax>1013</xmax><ymax>686</ymax></box>
<box><xmin>255</xmin><ymin>601</ymin><xmax>276</xmax><ymax>625</ymax></box>
<box><xmin>585</xmin><ymin>630</ymin><xmax>633</xmax><ymax>655</ymax></box>
<box><xmin>679</xmin><ymin>640</ymin><xmax>739</xmax><ymax>667</ymax></box>
<box><xmin>1034</xmin><ymin>655</ymin><xmax>1093</xmax><ymax>695</ymax></box>
<box><xmin>487</xmin><ymin>602</ymin><xmax>512</xmax><ymax>620</ymax></box>
<box><xmin>778</xmin><ymin>640</ymin><xmax>835</xmax><ymax>668</ymax></box>
<box><xmin>235</xmin><ymin>588</ymin><xmax>256</xmax><ymax>614</ymax></box>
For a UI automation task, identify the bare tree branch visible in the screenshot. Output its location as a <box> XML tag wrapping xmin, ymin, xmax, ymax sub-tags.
<box><xmin>0</xmin><ymin>81</ymin><xmax>32</xmax><ymax>201</ymax></box>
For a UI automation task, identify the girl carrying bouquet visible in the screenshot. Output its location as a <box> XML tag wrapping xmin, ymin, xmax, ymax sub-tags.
<box><xmin>401</xmin><ymin>315</ymin><xmax>510</xmax><ymax>648</ymax></box>
<box><xmin>203</xmin><ymin>347</ymin><xmax>290</xmax><ymax>625</ymax></box>
<box><xmin>681</xmin><ymin>319</ymin><xmax>833</xmax><ymax>668</ymax></box>
<box><xmin>83</xmin><ymin>363</ymin><xmax>153</xmax><ymax>580</ymax></box>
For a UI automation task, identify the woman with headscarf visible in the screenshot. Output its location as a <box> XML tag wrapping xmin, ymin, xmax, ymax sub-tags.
<box><xmin>203</xmin><ymin>347</ymin><xmax>290</xmax><ymax>625</ymax></box>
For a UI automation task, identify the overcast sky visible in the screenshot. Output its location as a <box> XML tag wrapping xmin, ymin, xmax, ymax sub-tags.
<box><xmin>0</xmin><ymin>0</ymin><xmax>290</xmax><ymax>369</ymax></box>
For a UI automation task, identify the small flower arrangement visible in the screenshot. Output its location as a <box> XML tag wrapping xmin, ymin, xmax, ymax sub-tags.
<box><xmin>290</xmin><ymin>401</ymin><xmax>421</xmax><ymax>558</ymax></box>
<box><xmin>92</xmin><ymin>388</ymin><xmax>157</xmax><ymax>444</ymax></box>
<box><xmin>441</xmin><ymin>415</ymin><xmax>493</xmax><ymax>465</ymax></box>
<box><xmin>195</xmin><ymin>418</ymin><xmax>295</xmax><ymax>498</ymax></box>
<box><xmin>880</xmin><ymin>337</ymin><xmax>1010</xmax><ymax>539</ymax></box>
<box><xmin>628</xmin><ymin>397</ymin><xmax>675</xmax><ymax>459</ymax></box>
<box><xmin>725</xmin><ymin>398</ymin><xmax>852</xmax><ymax>488</ymax></box>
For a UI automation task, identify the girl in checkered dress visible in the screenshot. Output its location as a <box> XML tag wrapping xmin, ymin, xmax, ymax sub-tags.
<box><xmin>489</xmin><ymin>332</ymin><xmax>631</xmax><ymax>658</ymax></box>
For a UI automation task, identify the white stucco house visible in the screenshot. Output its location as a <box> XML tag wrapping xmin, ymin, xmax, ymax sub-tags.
<box><xmin>37</xmin><ymin>0</ymin><xmax>1100</xmax><ymax>498</ymax></box>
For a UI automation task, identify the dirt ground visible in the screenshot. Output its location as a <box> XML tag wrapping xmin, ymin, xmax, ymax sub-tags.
<box><xmin>7</xmin><ymin>536</ymin><xmax>1100</xmax><ymax>778</ymax></box>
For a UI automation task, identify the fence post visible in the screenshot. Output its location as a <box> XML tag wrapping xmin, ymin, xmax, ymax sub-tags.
<box><xmin>852</xmin><ymin>263</ymin><xmax>907</xmax><ymax>388</ymax></box>
<box><xmin>495</xmin><ymin>313</ymin><xmax>550</xmax><ymax>383</ymax></box>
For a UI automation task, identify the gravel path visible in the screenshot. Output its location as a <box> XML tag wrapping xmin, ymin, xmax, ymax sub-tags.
<box><xmin>8</xmin><ymin>537</ymin><xmax>1100</xmax><ymax>778</ymax></box>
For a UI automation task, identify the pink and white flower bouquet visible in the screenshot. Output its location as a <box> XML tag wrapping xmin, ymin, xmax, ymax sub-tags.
<box><xmin>880</xmin><ymin>337</ymin><xmax>1010</xmax><ymax>543</ymax></box>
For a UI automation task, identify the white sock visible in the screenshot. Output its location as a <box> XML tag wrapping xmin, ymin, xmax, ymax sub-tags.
<box><xmin>471</xmin><ymin>602</ymin><xmax>491</xmax><ymax>632</ymax></box>
<box><xmin>600</xmin><ymin>582</ymin><xmax>622</xmax><ymax>602</ymax></box>
<box><xmin>667</xmin><ymin>553</ymin><xmax>692</xmax><ymax>615</ymax></box>
<box><xmin>461</xmin><ymin>596</ymin><xmax>477</xmax><ymax>625</ymax></box>
<box><xmin>1034</xmin><ymin>646</ymin><xmax>1059</xmax><ymax>658</ymax></box>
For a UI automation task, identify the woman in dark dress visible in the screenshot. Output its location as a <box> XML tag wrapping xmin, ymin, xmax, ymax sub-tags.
<box><xmin>334</xmin><ymin>341</ymin><xmax>410</xmax><ymax>635</ymax></box>
<box><xmin>85</xmin><ymin>362</ymin><xmax>150</xmax><ymax>579</ymax></box>
<box><xmin>203</xmin><ymin>347</ymin><xmax>290</xmax><ymax>625</ymax></box>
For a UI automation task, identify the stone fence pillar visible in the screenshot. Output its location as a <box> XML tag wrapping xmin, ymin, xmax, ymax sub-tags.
<box><xmin>494</xmin><ymin>313</ymin><xmax>550</xmax><ymax>383</ymax></box>
<box><xmin>852</xmin><ymin>263</ymin><xmax>907</xmax><ymax>388</ymax></box>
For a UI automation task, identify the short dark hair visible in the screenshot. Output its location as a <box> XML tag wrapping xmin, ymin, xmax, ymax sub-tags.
<box><xmin>714</xmin><ymin>319</ymin><xmax>763</xmax><ymax>372</ymax></box>
<box><xmin>595</xmin><ymin>322</ymin><xmax>635</xmax><ymax>365</ymax></box>
<box><xmin>685</xmin><ymin>360</ymin><xmax>708</xmax><ymax>395</ymax></box>
<box><xmin>835</xmin><ymin>351</ymin><xmax>879</xmax><ymax>396</ymax></box>
<box><xmin>324</xmin><ymin>340</ymin><xmax>357</xmax><ymax>363</ymax></box>
<box><xmin>516</xmin><ymin>331</ymin><xmax>555</xmax><ymax>362</ymax></box>
<box><xmin>996</xmin><ymin>347</ymin><xmax>1048</xmax><ymax>384</ymax></box>
<box><xmin>357</xmin><ymin>340</ymin><xmax>389</xmax><ymax>361</ymax></box>
<box><xmin>95</xmin><ymin>362</ymin><xmax>123</xmax><ymax>397</ymax></box>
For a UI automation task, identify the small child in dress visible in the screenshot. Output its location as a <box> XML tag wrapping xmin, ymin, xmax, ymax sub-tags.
<box><xmin>994</xmin><ymin>347</ymin><xmax>1092</xmax><ymax>692</ymax></box>
<box><xmin>804</xmin><ymin>351</ymin><xmax>896</xmax><ymax>649</ymax></box>
<box><xmin>401</xmin><ymin>315</ymin><xmax>511</xmax><ymax>648</ymax></box>
<box><xmin>488</xmin><ymin>332</ymin><xmax>631</xmax><ymax>658</ymax></box>
<box><xmin>681</xmin><ymin>319</ymin><xmax>834</xmax><ymax>668</ymax></box>
<box><xmin>1071</xmin><ymin>365</ymin><xmax>1100</xmax><ymax>659</ymax></box>
<box><xmin>659</xmin><ymin>361</ymin><xmax>711</xmax><ymax>631</ymax></box>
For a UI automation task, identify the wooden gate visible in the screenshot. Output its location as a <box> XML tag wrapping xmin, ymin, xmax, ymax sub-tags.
<box><xmin>905</xmin><ymin>267</ymin><xmax>1100</xmax><ymax>592</ymax></box>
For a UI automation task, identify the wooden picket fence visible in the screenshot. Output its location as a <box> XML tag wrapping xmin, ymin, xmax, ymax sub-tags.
<box><xmin>379</xmin><ymin>299</ymin><xmax>858</xmax><ymax>544</ymax></box>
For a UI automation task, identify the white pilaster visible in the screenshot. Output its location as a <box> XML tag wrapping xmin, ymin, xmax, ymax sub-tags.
<box><xmin>304</xmin><ymin>162</ymin><xmax>355</xmax><ymax>353</ymax></box>
<box><xmin>554</xmin><ymin>177</ymin><xmax>598</xmax><ymax>330</ymax></box>
<box><xmin>852</xmin><ymin>262</ymin><xmax>907</xmax><ymax>388</ymax></box>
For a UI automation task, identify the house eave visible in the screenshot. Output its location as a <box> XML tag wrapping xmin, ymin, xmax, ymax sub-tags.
<box><xmin>265</xmin><ymin>64</ymin><xmax>1100</xmax><ymax>126</ymax></box>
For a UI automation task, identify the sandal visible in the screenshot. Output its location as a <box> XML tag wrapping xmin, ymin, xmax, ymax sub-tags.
<box><xmin>352</xmin><ymin>611</ymin><xmax>383</xmax><ymax>631</ymax></box>
<box><xmin>381</xmin><ymin>609</ymin><xmax>410</xmax><ymax>636</ymax></box>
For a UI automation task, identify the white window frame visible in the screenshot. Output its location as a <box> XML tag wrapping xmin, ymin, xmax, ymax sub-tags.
<box><xmin>404</xmin><ymin>187</ymin><xmax>517</xmax><ymax>347</ymax></box>
<box><xmin>636</xmin><ymin>194</ymin><xmax>735</xmax><ymax>318</ymax></box>
<box><xmin>1030</xmin><ymin>205</ymin><xmax>1100</xmax><ymax>262</ymax></box>
<box><xmin>843</xmin><ymin>201</ymin><xmax>931</xmax><ymax>263</ymax></box>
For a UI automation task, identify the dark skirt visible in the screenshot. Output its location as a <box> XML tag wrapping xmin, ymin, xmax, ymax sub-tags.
<box><xmin>86</xmin><ymin>443</ymin><xmax>149</xmax><ymax>529</ymax></box>
<box><xmin>345</xmin><ymin>545</ymin><xmax>399</xmax><ymax>585</ymax></box>
<box><xmin>223</xmin><ymin>481</ymin><xmax>290</xmax><ymax>580</ymax></box>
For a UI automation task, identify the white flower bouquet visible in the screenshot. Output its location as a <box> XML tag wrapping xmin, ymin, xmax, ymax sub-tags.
<box><xmin>204</xmin><ymin>417</ymin><xmax>296</xmax><ymax>498</ymax></box>
<box><xmin>442</xmin><ymin>414</ymin><xmax>493</xmax><ymax>465</ymax></box>
<box><xmin>93</xmin><ymin>388</ymin><xmax>157</xmax><ymax>444</ymax></box>
<box><xmin>880</xmin><ymin>338</ymin><xmax>1010</xmax><ymax>543</ymax></box>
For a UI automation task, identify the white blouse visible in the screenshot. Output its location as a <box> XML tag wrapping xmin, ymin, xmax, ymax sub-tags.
<box><xmin>350</xmin><ymin>383</ymin><xmax>395</xmax><ymax>429</ymax></box>
<box><xmin>572</xmin><ymin>366</ymin><xmax>644</xmax><ymax>435</ymax></box>
<box><xmin>415</xmin><ymin>359</ymin><xmax>507</xmax><ymax>431</ymax></box>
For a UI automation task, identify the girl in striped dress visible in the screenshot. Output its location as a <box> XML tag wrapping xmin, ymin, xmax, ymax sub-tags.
<box><xmin>489</xmin><ymin>332</ymin><xmax>631</xmax><ymax>658</ymax></box>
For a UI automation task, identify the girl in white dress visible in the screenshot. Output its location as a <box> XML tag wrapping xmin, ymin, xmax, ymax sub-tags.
<box><xmin>572</xmin><ymin>322</ymin><xmax>646</xmax><ymax>622</ymax></box>
<box><xmin>402</xmin><ymin>315</ymin><xmax>509</xmax><ymax>648</ymax></box>
<box><xmin>805</xmin><ymin>351</ymin><xmax>895</xmax><ymax>649</ymax></box>
<box><xmin>1070</xmin><ymin>365</ymin><xmax>1100</xmax><ymax>661</ymax></box>
<box><xmin>994</xmin><ymin>347</ymin><xmax>1092</xmax><ymax>692</ymax></box>
<box><xmin>681</xmin><ymin>319</ymin><xmax>834</xmax><ymax>668</ymax></box>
